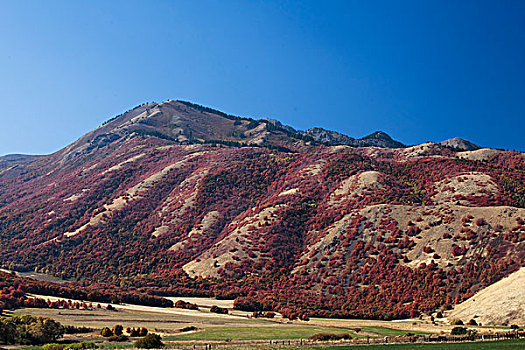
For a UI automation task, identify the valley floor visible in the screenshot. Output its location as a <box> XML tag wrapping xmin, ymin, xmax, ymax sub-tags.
<box><xmin>3</xmin><ymin>295</ymin><xmax>520</xmax><ymax>349</ymax></box>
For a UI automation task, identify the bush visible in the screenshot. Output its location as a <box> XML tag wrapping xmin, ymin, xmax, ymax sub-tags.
<box><xmin>42</xmin><ymin>344</ymin><xmax>65</xmax><ymax>350</ymax></box>
<box><xmin>451</xmin><ymin>327</ymin><xmax>467</xmax><ymax>335</ymax></box>
<box><xmin>101</xmin><ymin>327</ymin><xmax>113</xmax><ymax>337</ymax></box>
<box><xmin>134</xmin><ymin>333</ymin><xmax>163</xmax><ymax>349</ymax></box>
<box><xmin>64</xmin><ymin>326</ymin><xmax>94</xmax><ymax>334</ymax></box>
<box><xmin>210</xmin><ymin>305</ymin><xmax>228</xmax><ymax>314</ymax></box>
<box><xmin>467</xmin><ymin>319</ymin><xmax>478</xmax><ymax>326</ymax></box>
<box><xmin>309</xmin><ymin>333</ymin><xmax>351</xmax><ymax>341</ymax></box>
<box><xmin>42</xmin><ymin>342</ymin><xmax>97</xmax><ymax>350</ymax></box>
<box><xmin>139</xmin><ymin>327</ymin><xmax>149</xmax><ymax>336</ymax></box>
<box><xmin>252</xmin><ymin>311</ymin><xmax>275</xmax><ymax>318</ymax></box>
<box><xmin>111</xmin><ymin>325</ymin><xmax>123</xmax><ymax>336</ymax></box>
<box><xmin>174</xmin><ymin>300</ymin><xmax>198</xmax><ymax>310</ymax></box>
<box><xmin>179</xmin><ymin>326</ymin><xmax>197</xmax><ymax>332</ymax></box>
<box><xmin>108</xmin><ymin>335</ymin><xmax>128</xmax><ymax>342</ymax></box>
<box><xmin>450</xmin><ymin>319</ymin><xmax>464</xmax><ymax>325</ymax></box>
<box><xmin>69</xmin><ymin>342</ymin><xmax>98</xmax><ymax>349</ymax></box>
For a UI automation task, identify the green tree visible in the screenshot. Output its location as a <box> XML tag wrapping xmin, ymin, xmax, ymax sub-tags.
<box><xmin>26</xmin><ymin>317</ymin><xmax>64</xmax><ymax>343</ymax></box>
<box><xmin>0</xmin><ymin>315</ymin><xmax>64</xmax><ymax>345</ymax></box>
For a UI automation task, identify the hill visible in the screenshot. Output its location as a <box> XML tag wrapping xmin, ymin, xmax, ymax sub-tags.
<box><xmin>447</xmin><ymin>267</ymin><xmax>525</xmax><ymax>326</ymax></box>
<box><xmin>0</xmin><ymin>100</ymin><xmax>524</xmax><ymax>322</ymax></box>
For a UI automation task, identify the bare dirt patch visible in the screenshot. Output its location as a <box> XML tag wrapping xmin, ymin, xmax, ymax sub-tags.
<box><xmin>432</xmin><ymin>172</ymin><xmax>499</xmax><ymax>205</ymax></box>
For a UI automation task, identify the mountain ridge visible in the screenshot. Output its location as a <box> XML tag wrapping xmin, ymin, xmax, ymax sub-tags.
<box><xmin>0</xmin><ymin>100</ymin><xmax>523</xmax><ymax>323</ymax></box>
<box><xmin>0</xmin><ymin>100</ymin><xmax>488</xmax><ymax>158</ymax></box>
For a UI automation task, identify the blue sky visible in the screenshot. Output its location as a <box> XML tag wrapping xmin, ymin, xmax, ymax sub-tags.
<box><xmin>0</xmin><ymin>0</ymin><xmax>524</xmax><ymax>155</ymax></box>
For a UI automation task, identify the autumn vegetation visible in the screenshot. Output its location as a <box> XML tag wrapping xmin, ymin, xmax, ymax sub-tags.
<box><xmin>0</xmin><ymin>101</ymin><xmax>524</xmax><ymax>322</ymax></box>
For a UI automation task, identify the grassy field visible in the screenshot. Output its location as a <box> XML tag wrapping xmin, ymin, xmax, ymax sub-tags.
<box><xmin>310</xmin><ymin>339</ymin><xmax>525</xmax><ymax>350</ymax></box>
<box><xmin>358</xmin><ymin>326</ymin><xmax>428</xmax><ymax>337</ymax></box>
<box><xmin>165</xmin><ymin>324</ymin><xmax>430</xmax><ymax>341</ymax></box>
<box><xmin>12</xmin><ymin>306</ymin><xmax>261</xmax><ymax>332</ymax></box>
<box><xmin>212</xmin><ymin>339</ymin><xmax>525</xmax><ymax>350</ymax></box>
<box><xmin>8</xmin><ymin>304</ymin><xmax>520</xmax><ymax>350</ymax></box>
<box><xmin>13</xmin><ymin>307</ymin><xmax>428</xmax><ymax>341</ymax></box>
<box><xmin>165</xmin><ymin>325</ymin><xmax>359</xmax><ymax>341</ymax></box>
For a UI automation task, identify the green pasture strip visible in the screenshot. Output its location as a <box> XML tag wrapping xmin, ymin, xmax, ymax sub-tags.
<box><xmin>96</xmin><ymin>344</ymin><xmax>133</xmax><ymax>349</ymax></box>
<box><xmin>165</xmin><ymin>325</ymin><xmax>358</xmax><ymax>341</ymax></box>
<box><xmin>359</xmin><ymin>326</ymin><xmax>430</xmax><ymax>337</ymax></box>
<box><xmin>215</xmin><ymin>339</ymin><xmax>525</xmax><ymax>350</ymax></box>
<box><xmin>309</xmin><ymin>339</ymin><xmax>525</xmax><ymax>350</ymax></box>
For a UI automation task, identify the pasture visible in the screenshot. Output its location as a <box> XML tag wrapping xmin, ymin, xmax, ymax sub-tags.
<box><xmin>8</xmin><ymin>295</ymin><xmax>520</xmax><ymax>349</ymax></box>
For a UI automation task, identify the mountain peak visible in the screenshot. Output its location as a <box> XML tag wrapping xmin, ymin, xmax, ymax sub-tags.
<box><xmin>362</xmin><ymin>131</ymin><xmax>392</xmax><ymax>140</ymax></box>
<box><xmin>439</xmin><ymin>137</ymin><xmax>480</xmax><ymax>151</ymax></box>
<box><xmin>357</xmin><ymin>131</ymin><xmax>404</xmax><ymax>148</ymax></box>
<box><xmin>304</xmin><ymin>127</ymin><xmax>356</xmax><ymax>146</ymax></box>
<box><xmin>305</xmin><ymin>128</ymin><xmax>404</xmax><ymax>148</ymax></box>
<box><xmin>358</xmin><ymin>131</ymin><xmax>404</xmax><ymax>147</ymax></box>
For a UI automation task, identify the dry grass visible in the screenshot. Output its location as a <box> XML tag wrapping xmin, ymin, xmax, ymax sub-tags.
<box><xmin>448</xmin><ymin>267</ymin><xmax>525</xmax><ymax>326</ymax></box>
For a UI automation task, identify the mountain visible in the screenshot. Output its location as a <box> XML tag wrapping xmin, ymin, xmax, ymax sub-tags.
<box><xmin>304</xmin><ymin>127</ymin><xmax>357</xmax><ymax>146</ymax></box>
<box><xmin>0</xmin><ymin>100</ymin><xmax>524</xmax><ymax>323</ymax></box>
<box><xmin>304</xmin><ymin>128</ymin><xmax>405</xmax><ymax>148</ymax></box>
<box><xmin>439</xmin><ymin>137</ymin><xmax>481</xmax><ymax>151</ymax></box>
<box><xmin>356</xmin><ymin>130</ymin><xmax>405</xmax><ymax>148</ymax></box>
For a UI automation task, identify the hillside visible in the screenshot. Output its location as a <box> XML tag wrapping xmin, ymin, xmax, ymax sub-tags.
<box><xmin>0</xmin><ymin>100</ymin><xmax>524</xmax><ymax>322</ymax></box>
<box><xmin>448</xmin><ymin>267</ymin><xmax>525</xmax><ymax>326</ymax></box>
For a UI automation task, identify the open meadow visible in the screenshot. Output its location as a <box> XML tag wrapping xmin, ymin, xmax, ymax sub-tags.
<box><xmin>6</xmin><ymin>295</ymin><xmax>520</xmax><ymax>350</ymax></box>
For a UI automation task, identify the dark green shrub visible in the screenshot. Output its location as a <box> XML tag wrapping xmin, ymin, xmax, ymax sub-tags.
<box><xmin>64</xmin><ymin>326</ymin><xmax>94</xmax><ymax>334</ymax></box>
<box><xmin>108</xmin><ymin>335</ymin><xmax>128</xmax><ymax>342</ymax></box>
<box><xmin>134</xmin><ymin>333</ymin><xmax>164</xmax><ymax>349</ymax></box>
<box><xmin>179</xmin><ymin>326</ymin><xmax>197</xmax><ymax>332</ymax></box>
<box><xmin>309</xmin><ymin>333</ymin><xmax>351</xmax><ymax>341</ymax></box>
<box><xmin>451</xmin><ymin>326</ymin><xmax>467</xmax><ymax>335</ymax></box>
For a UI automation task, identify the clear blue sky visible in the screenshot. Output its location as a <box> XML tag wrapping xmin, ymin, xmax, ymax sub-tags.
<box><xmin>1</xmin><ymin>0</ymin><xmax>524</xmax><ymax>155</ymax></box>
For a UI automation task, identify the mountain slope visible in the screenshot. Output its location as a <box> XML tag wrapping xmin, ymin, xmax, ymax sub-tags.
<box><xmin>448</xmin><ymin>267</ymin><xmax>525</xmax><ymax>326</ymax></box>
<box><xmin>0</xmin><ymin>100</ymin><xmax>523</xmax><ymax>323</ymax></box>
